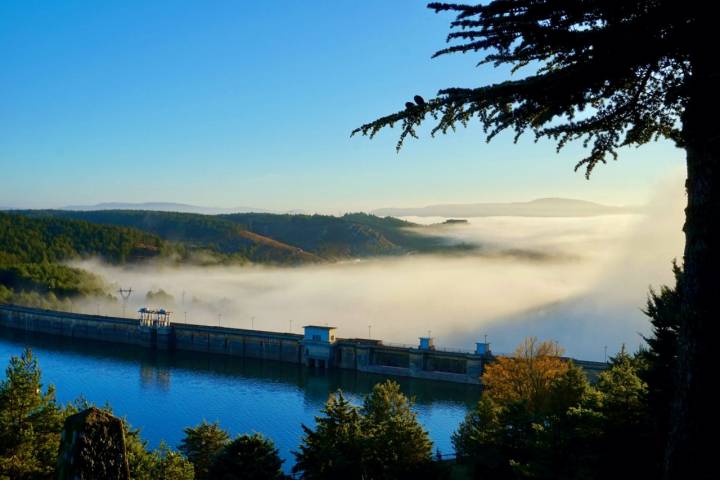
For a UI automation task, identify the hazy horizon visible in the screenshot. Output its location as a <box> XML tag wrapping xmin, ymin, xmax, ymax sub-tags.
<box><xmin>1</xmin><ymin>193</ymin><xmax>651</xmax><ymax>217</ymax></box>
<box><xmin>1</xmin><ymin>2</ymin><xmax>683</xmax><ymax>213</ymax></box>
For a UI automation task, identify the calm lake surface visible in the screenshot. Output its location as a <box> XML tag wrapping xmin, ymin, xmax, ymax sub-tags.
<box><xmin>0</xmin><ymin>329</ymin><xmax>478</xmax><ymax>470</ymax></box>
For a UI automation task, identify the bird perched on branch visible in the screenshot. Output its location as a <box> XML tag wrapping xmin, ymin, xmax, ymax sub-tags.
<box><xmin>405</xmin><ymin>95</ymin><xmax>426</xmax><ymax>111</ymax></box>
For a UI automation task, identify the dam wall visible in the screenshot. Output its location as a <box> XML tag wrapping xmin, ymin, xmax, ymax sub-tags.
<box><xmin>172</xmin><ymin>324</ymin><xmax>303</xmax><ymax>363</ymax></box>
<box><xmin>0</xmin><ymin>304</ymin><xmax>489</xmax><ymax>384</ymax></box>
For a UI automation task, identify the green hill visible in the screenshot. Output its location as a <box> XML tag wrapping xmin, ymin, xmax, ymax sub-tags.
<box><xmin>14</xmin><ymin>210</ymin><xmax>449</xmax><ymax>261</ymax></box>
<box><xmin>220</xmin><ymin>212</ymin><xmax>450</xmax><ymax>258</ymax></box>
<box><xmin>12</xmin><ymin>210</ymin><xmax>322</xmax><ymax>265</ymax></box>
<box><xmin>219</xmin><ymin>212</ymin><xmax>400</xmax><ymax>258</ymax></box>
<box><xmin>0</xmin><ymin>209</ymin><xmax>467</xmax><ymax>307</ymax></box>
<box><xmin>0</xmin><ymin>212</ymin><xmax>169</xmax><ymax>265</ymax></box>
<box><xmin>0</xmin><ymin>212</ymin><xmax>173</xmax><ymax>304</ymax></box>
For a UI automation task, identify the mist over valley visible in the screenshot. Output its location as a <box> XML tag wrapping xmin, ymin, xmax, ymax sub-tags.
<box><xmin>42</xmin><ymin>180</ymin><xmax>685</xmax><ymax>362</ymax></box>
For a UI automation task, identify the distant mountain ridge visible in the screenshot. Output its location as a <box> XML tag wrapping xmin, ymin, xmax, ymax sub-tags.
<box><xmin>62</xmin><ymin>202</ymin><xmax>269</xmax><ymax>215</ymax></box>
<box><xmin>373</xmin><ymin>198</ymin><xmax>640</xmax><ymax>218</ymax></box>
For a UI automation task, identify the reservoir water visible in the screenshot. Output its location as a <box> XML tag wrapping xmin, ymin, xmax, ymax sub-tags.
<box><xmin>0</xmin><ymin>328</ymin><xmax>477</xmax><ymax>470</ymax></box>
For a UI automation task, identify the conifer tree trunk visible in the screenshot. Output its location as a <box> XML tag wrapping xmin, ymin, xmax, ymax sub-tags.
<box><xmin>667</xmin><ymin>41</ymin><xmax>720</xmax><ymax>479</ymax></box>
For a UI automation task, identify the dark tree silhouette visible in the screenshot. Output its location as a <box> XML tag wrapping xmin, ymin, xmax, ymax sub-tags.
<box><xmin>640</xmin><ymin>263</ymin><xmax>682</xmax><ymax>473</ymax></box>
<box><xmin>353</xmin><ymin>2</ymin><xmax>715</xmax><ymax>478</ymax></box>
<box><xmin>209</xmin><ymin>433</ymin><xmax>286</xmax><ymax>480</ymax></box>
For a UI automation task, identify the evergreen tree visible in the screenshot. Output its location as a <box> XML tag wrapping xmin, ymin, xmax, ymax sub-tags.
<box><xmin>148</xmin><ymin>442</ymin><xmax>195</xmax><ymax>480</ymax></box>
<box><xmin>640</xmin><ymin>263</ymin><xmax>681</xmax><ymax>458</ymax></box>
<box><xmin>452</xmin><ymin>396</ymin><xmax>507</xmax><ymax>477</ymax></box>
<box><xmin>546</xmin><ymin>362</ymin><xmax>593</xmax><ymax>415</ymax></box>
<box><xmin>353</xmin><ymin>3</ymin><xmax>716</xmax><ymax>475</ymax></box>
<box><xmin>122</xmin><ymin>420</ymin><xmax>161</xmax><ymax>480</ymax></box>
<box><xmin>360</xmin><ymin>381</ymin><xmax>433</xmax><ymax>479</ymax></box>
<box><xmin>597</xmin><ymin>348</ymin><xmax>648</xmax><ymax>422</ymax></box>
<box><xmin>452</xmin><ymin>340</ymin><xmax>658</xmax><ymax>480</ymax></box>
<box><xmin>294</xmin><ymin>382</ymin><xmax>435</xmax><ymax>480</ymax></box>
<box><xmin>179</xmin><ymin>420</ymin><xmax>230</xmax><ymax>480</ymax></box>
<box><xmin>293</xmin><ymin>391</ymin><xmax>365</xmax><ymax>479</ymax></box>
<box><xmin>592</xmin><ymin>349</ymin><xmax>656</xmax><ymax>479</ymax></box>
<box><xmin>209</xmin><ymin>433</ymin><xmax>286</xmax><ymax>480</ymax></box>
<box><xmin>0</xmin><ymin>348</ymin><xmax>66</xmax><ymax>479</ymax></box>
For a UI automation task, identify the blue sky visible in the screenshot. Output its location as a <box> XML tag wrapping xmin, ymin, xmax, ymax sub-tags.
<box><xmin>0</xmin><ymin>1</ymin><xmax>683</xmax><ymax>213</ymax></box>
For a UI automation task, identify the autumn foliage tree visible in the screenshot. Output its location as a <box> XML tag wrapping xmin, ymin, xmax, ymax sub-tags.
<box><xmin>455</xmin><ymin>339</ymin><xmax>657</xmax><ymax>479</ymax></box>
<box><xmin>354</xmin><ymin>2</ymin><xmax>715</xmax><ymax>476</ymax></box>
<box><xmin>481</xmin><ymin>337</ymin><xmax>569</xmax><ymax>414</ymax></box>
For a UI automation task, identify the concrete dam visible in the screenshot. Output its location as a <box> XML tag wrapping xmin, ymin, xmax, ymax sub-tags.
<box><xmin>0</xmin><ymin>304</ymin><xmax>494</xmax><ymax>384</ymax></box>
<box><xmin>0</xmin><ymin>304</ymin><xmax>607</xmax><ymax>384</ymax></box>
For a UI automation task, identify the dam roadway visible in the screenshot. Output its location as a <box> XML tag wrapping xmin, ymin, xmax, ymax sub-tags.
<box><xmin>0</xmin><ymin>304</ymin><xmax>606</xmax><ymax>385</ymax></box>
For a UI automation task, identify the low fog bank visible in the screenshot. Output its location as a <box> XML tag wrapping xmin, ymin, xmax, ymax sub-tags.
<box><xmin>71</xmin><ymin>175</ymin><xmax>684</xmax><ymax>361</ymax></box>
<box><xmin>436</xmin><ymin>174</ymin><xmax>685</xmax><ymax>359</ymax></box>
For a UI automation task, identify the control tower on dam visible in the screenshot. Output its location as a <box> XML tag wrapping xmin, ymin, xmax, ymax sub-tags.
<box><xmin>0</xmin><ymin>304</ymin><xmax>606</xmax><ymax>385</ymax></box>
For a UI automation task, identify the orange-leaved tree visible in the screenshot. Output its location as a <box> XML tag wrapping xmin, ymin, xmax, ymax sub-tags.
<box><xmin>482</xmin><ymin>337</ymin><xmax>569</xmax><ymax>414</ymax></box>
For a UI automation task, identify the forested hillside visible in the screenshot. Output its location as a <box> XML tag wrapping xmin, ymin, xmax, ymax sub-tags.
<box><xmin>0</xmin><ymin>212</ymin><xmax>173</xmax><ymax>306</ymax></box>
<box><xmin>220</xmin><ymin>212</ymin><xmax>438</xmax><ymax>258</ymax></box>
<box><xmin>0</xmin><ymin>209</ymin><xmax>464</xmax><ymax>307</ymax></box>
<box><xmin>15</xmin><ymin>210</ymin><xmax>322</xmax><ymax>264</ymax></box>
<box><xmin>15</xmin><ymin>210</ymin><xmax>449</xmax><ymax>260</ymax></box>
<box><xmin>0</xmin><ymin>212</ymin><xmax>169</xmax><ymax>264</ymax></box>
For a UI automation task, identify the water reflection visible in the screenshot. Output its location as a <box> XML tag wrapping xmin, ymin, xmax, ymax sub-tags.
<box><xmin>0</xmin><ymin>329</ymin><xmax>479</xmax><ymax>405</ymax></box>
<box><xmin>0</xmin><ymin>328</ymin><xmax>478</xmax><ymax>466</ymax></box>
<box><xmin>140</xmin><ymin>361</ymin><xmax>171</xmax><ymax>391</ymax></box>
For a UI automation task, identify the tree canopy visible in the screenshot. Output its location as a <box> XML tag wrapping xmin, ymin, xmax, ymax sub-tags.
<box><xmin>481</xmin><ymin>337</ymin><xmax>569</xmax><ymax>414</ymax></box>
<box><xmin>353</xmin><ymin>1</ymin><xmax>689</xmax><ymax>177</ymax></box>
<box><xmin>209</xmin><ymin>433</ymin><xmax>286</xmax><ymax>480</ymax></box>
<box><xmin>293</xmin><ymin>381</ymin><xmax>435</xmax><ymax>480</ymax></box>
<box><xmin>453</xmin><ymin>339</ymin><xmax>661</xmax><ymax>479</ymax></box>
<box><xmin>353</xmin><ymin>3</ymin><xmax>714</xmax><ymax>477</ymax></box>
<box><xmin>179</xmin><ymin>420</ymin><xmax>231</xmax><ymax>480</ymax></box>
<box><xmin>0</xmin><ymin>348</ymin><xmax>66</xmax><ymax>479</ymax></box>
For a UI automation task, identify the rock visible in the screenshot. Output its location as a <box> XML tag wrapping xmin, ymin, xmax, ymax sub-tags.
<box><xmin>56</xmin><ymin>407</ymin><xmax>130</xmax><ymax>480</ymax></box>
